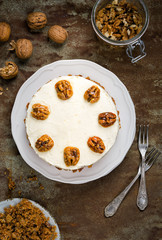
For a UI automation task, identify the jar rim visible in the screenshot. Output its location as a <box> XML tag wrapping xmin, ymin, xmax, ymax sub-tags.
<box><xmin>91</xmin><ymin>0</ymin><xmax>149</xmax><ymax>46</ymax></box>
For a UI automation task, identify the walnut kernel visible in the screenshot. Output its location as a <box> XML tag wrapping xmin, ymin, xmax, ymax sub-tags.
<box><xmin>0</xmin><ymin>22</ymin><xmax>11</xmax><ymax>42</ymax></box>
<box><xmin>31</xmin><ymin>103</ymin><xmax>50</xmax><ymax>120</ymax></box>
<box><xmin>27</xmin><ymin>12</ymin><xmax>47</xmax><ymax>30</ymax></box>
<box><xmin>35</xmin><ymin>134</ymin><xmax>54</xmax><ymax>152</ymax></box>
<box><xmin>0</xmin><ymin>61</ymin><xmax>18</xmax><ymax>80</ymax></box>
<box><xmin>96</xmin><ymin>0</ymin><xmax>143</xmax><ymax>41</ymax></box>
<box><xmin>48</xmin><ymin>25</ymin><xmax>68</xmax><ymax>44</ymax></box>
<box><xmin>64</xmin><ymin>147</ymin><xmax>80</xmax><ymax>166</ymax></box>
<box><xmin>9</xmin><ymin>39</ymin><xmax>33</xmax><ymax>59</ymax></box>
<box><xmin>84</xmin><ymin>85</ymin><xmax>100</xmax><ymax>103</ymax></box>
<box><xmin>98</xmin><ymin>112</ymin><xmax>116</xmax><ymax>127</ymax></box>
<box><xmin>87</xmin><ymin>136</ymin><xmax>105</xmax><ymax>153</ymax></box>
<box><xmin>55</xmin><ymin>80</ymin><xmax>73</xmax><ymax>100</ymax></box>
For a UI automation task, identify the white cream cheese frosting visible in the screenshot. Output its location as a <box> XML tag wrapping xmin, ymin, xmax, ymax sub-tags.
<box><xmin>26</xmin><ymin>75</ymin><xmax>119</xmax><ymax>170</ymax></box>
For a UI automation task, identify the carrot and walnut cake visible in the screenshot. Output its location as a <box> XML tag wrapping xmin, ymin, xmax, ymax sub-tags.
<box><xmin>25</xmin><ymin>75</ymin><xmax>119</xmax><ymax>170</ymax></box>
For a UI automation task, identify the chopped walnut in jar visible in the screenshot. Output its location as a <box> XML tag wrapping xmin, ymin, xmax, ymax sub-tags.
<box><xmin>35</xmin><ymin>134</ymin><xmax>54</xmax><ymax>152</ymax></box>
<box><xmin>96</xmin><ymin>0</ymin><xmax>143</xmax><ymax>41</ymax></box>
<box><xmin>64</xmin><ymin>146</ymin><xmax>80</xmax><ymax>166</ymax></box>
<box><xmin>31</xmin><ymin>103</ymin><xmax>50</xmax><ymax>120</ymax></box>
<box><xmin>87</xmin><ymin>136</ymin><xmax>105</xmax><ymax>153</ymax></box>
<box><xmin>98</xmin><ymin>112</ymin><xmax>116</xmax><ymax>127</ymax></box>
<box><xmin>84</xmin><ymin>85</ymin><xmax>100</xmax><ymax>103</ymax></box>
<box><xmin>55</xmin><ymin>80</ymin><xmax>73</xmax><ymax>100</ymax></box>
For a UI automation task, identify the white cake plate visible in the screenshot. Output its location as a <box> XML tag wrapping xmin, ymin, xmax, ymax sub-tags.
<box><xmin>11</xmin><ymin>59</ymin><xmax>136</xmax><ymax>184</ymax></box>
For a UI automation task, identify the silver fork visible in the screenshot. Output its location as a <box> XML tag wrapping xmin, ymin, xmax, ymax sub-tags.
<box><xmin>137</xmin><ymin>125</ymin><xmax>149</xmax><ymax>210</ymax></box>
<box><xmin>105</xmin><ymin>148</ymin><xmax>161</xmax><ymax>217</ymax></box>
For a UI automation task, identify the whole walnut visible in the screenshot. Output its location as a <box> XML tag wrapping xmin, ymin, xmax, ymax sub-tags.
<box><xmin>27</xmin><ymin>12</ymin><xmax>47</xmax><ymax>30</ymax></box>
<box><xmin>0</xmin><ymin>61</ymin><xmax>18</xmax><ymax>79</ymax></box>
<box><xmin>48</xmin><ymin>25</ymin><xmax>68</xmax><ymax>44</ymax></box>
<box><xmin>0</xmin><ymin>22</ymin><xmax>11</xmax><ymax>42</ymax></box>
<box><xmin>9</xmin><ymin>39</ymin><xmax>33</xmax><ymax>59</ymax></box>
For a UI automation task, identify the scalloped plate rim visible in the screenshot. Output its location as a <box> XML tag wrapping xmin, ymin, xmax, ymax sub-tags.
<box><xmin>11</xmin><ymin>59</ymin><xmax>136</xmax><ymax>184</ymax></box>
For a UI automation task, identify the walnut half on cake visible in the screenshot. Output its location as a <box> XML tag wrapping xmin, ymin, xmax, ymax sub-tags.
<box><xmin>25</xmin><ymin>75</ymin><xmax>119</xmax><ymax>171</ymax></box>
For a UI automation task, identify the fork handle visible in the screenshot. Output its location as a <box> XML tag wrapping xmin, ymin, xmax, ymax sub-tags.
<box><xmin>105</xmin><ymin>171</ymin><xmax>140</xmax><ymax>217</ymax></box>
<box><xmin>137</xmin><ymin>158</ymin><xmax>148</xmax><ymax>210</ymax></box>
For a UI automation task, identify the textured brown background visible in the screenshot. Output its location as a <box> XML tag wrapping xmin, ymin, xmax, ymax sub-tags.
<box><xmin>0</xmin><ymin>0</ymin><xmax>162</xmax><ymax>240</ymax></box>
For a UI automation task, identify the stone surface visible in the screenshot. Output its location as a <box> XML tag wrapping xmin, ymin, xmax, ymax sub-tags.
<box><xmin>0</xmin><ymin>0</ymin><xmax>161</xmax><ymax>239</ymax></box>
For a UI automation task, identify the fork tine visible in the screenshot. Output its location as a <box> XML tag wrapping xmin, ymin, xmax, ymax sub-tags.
<box><xmin>143</xmin><ymin>125</ymin><xmax>145</xmax><ymax>144</ymax></box>
<box><xmin>147</xmin><ymin>151</ymin><xmax>161</xmax><ymax>168</ymax></box>
<box><xmin>138</xmin><ymin>125</ymin><xmax>141</xmax><ymax>145</ymax></box>
<box><xmin>146</xmin><ymin>125</ymin><xmax>149</xmax><ymax>147</ymax></box>
<box><xmin>146</xmin><ymin>149</ymin><xmax>158</xmax><ymax>164</ymax></box>
<box><xmin>145</xmin><ymin>147</ymin><xmax>156</xmax><ymax>160</ymax></box>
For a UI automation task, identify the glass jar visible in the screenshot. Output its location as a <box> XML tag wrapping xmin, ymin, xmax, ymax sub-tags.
<box><xmin>91</xmin><ymin>0</ymin><xmax>149</xmax><ymax>63</ymax></box>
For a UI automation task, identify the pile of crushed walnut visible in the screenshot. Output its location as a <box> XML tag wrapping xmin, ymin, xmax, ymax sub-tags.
<box><xmin>0</xmin><ymin>199</ymin><xmax>57</xmax><ymax>240</ymax></box>
<box><xmin>96</xmin><ymin>0</ymin><xmax>143</xmax><ymax>41</ymax></box>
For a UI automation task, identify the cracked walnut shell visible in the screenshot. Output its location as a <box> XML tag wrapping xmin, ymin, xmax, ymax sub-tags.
<box><xmin>55</xmin><ymin>80</ymin><xmax>73</xmax><ymax>100</ymax></box>
<box><xmin>98</xmin><ymin>112</ymin><xmax>116</xmax><ymax>127</ymax></box>
<box><xmin>0</xmin><ymin>61</ymin><xmax>18</xmax><ymax>79</ymax></box>
<box><xmin>0</xmin><ymin>22</ymin><xmax>11</xmax><ymax>42</ymax></box>
<box><xmin>64</xmin><ymin>147</ymin><xmax>80</xmax><ymax>166</ymax></box>
<box><xmin>31</xmin><ymin>103</ymin><xmax>50</xmax><ymax>120</ymax></box>
<box><xmin>9</xmin><ymin>39</ymin><xmax>33</xmax><ymax>59</ymax></box>
<box><xmin>27</xmin><ymin>12</ymin><xmax>47</xmax><ymax>30</ymax></box>
<box><xmin>84</xmin><ymin>85</ymin><xmax>100</xmax><ymax>103</ymax></box>
<box><xmin>87</xmin><ymin>136</ymin><xmax>105</xmax><ymax>153</ymax></box>
<box><xmin>35</xmin><ymin>134</ymin><xmax>54</xmax><ymax>152</ymax></box>
<box><xmin>48</xmin><ymin>25</ymin><xmax>68</xmax><ymax>44</ymax></box>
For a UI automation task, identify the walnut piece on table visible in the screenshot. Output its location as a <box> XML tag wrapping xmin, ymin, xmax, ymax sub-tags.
<box><xmin>98</xmin><ymin>112</ymin><xmax>116</xmax><ymax>127</ymax></box>
<box><xmin>0</xmin><ymin>22</ymin><xmax>11</xmax><ymax>42</ymax></box>
<box><xmin>35</xmin><ymin>134</ymin><xmax>54</xmax><ymax>152</ymax></box>
<box><xmin>87</xmin><ymin>136</ymin><xmax>105</xmax><ymax>153</ymax></box>
<box><xmin>27</xmin><ymin>12</ymin><xmax>47</xmax><ymax>30</ymax></box>
<box><xmin>9</xmin><ymin>39</ymin><xmax>33</xmax><ymax>60</ymax></box>
<box><xmin>64</xmin><ymin>146</ymin><xmax>80</xmax><ymax>166</ymax></box>
<box><xmin>0</xmin><ymin>61</ymin><xmax>18</xmax><ymax>80</ymax></box>
<box><xmin>84</xmin><ymin>85</ymin><xmax>100</xmax><ymax>103</ymax></box>
<box><xmin>55</xmin><ymin>80</ymin><xmax>73</xmax><ymax>100</ymax></box>
<box><xmin>31</xmin><ymin>103</ymin><xmax>50</xmax><ymax>120</ymax></box>
<box><xmin>48</xmin><ymin>25</ymin><xmax>68</xmax><ymax>44</ymax></box>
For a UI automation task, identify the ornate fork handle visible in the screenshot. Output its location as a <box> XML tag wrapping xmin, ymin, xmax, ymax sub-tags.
<box><xmin>137</xmin><ymin>157</ymin><xmax>148</xmax><ymax>210</ymax></box>
<box><xmin>105</xmin><ymin>172</ymin><xmax>140</xmax><ymax>217</ymax></box>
